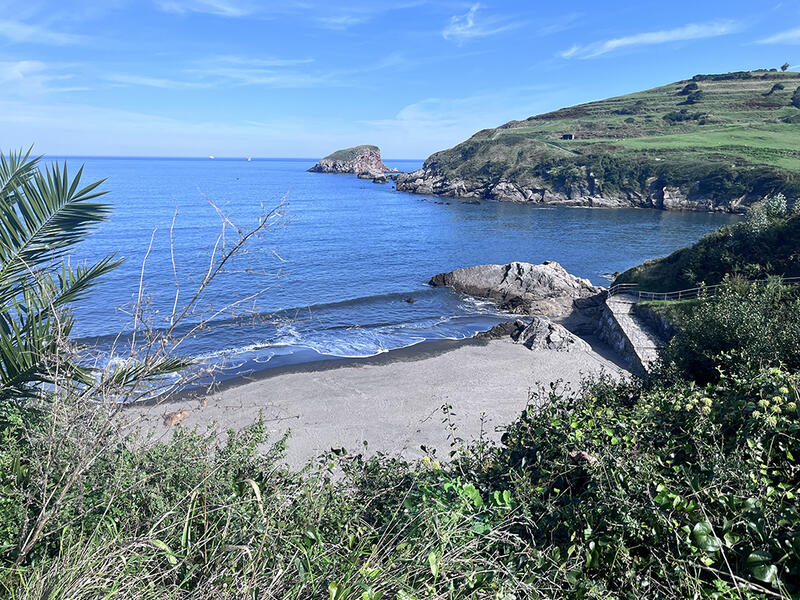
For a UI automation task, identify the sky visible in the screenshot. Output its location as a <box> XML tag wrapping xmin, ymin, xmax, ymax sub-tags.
<box><xmin>1</xmin><ymin>0</ymin><xmax>799</xmax><ymax>158</ymax></box>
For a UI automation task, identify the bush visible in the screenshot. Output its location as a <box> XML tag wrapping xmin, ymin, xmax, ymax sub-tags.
<box><xmin>764</xmin><ymin>83</ymin><xmax>785</xmax><ymax>96</ymax></box>
<box><xmin>616</xmin><ymin>200</ymin><xmax>800</xmax><ymax>291</ymax></box>
<box><xmin>792</xmin><ymin>86</ymin><xmax>800</xmax><ymax>109</ymax></box>
<box><xmin>681</xmin><ymin>90</ymin><xmax>705</xmax><ymax>105</ymax></box>
<box><xmin>665</xmin><ymin>278</ymin><xmax>800</xmax><ymax>382</ymax></box>
<box><xmin>678</xmin><ymin>82</ymin><xmax>699</xmax><ymax>95</ymax></box>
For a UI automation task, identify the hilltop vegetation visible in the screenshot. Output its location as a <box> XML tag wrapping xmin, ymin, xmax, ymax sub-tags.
<box><xmin>397</xmin><ymin>69</ymin><xmax>800</xmax><ymax>211</ymax></box>
<box><xmin>616</xmin><ymin>194</ymin><xmax>800</xmax><ymax>291</ymax></box>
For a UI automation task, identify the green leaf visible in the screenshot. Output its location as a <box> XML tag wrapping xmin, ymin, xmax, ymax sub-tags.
<box><xmin>329</xmin><ymin>582</ymin><xmax>344</xmax><ymax>600</ymax></box>
<box><xmin>149</xmin><ymin>539</ymin><xmax>178</xmax><ymax>565</ymax></box>
<box><xmin>428</xmin><ymin>550</ymin><xmax>440</xmax><ymax>577</ymax></box>
<box><xmin>691</xmin><ymin>521</ymin><xmax>720</xmax><ymax>553</ymax></box>
<box><xmin>461</xmin><ymin>483</ymin><xmax>483</xmax><ymax>508</ymax></box>
<box><xmin>746</xmin><ymin>551</ymin><xmax>778</xmax><ymax>583</ymax></box>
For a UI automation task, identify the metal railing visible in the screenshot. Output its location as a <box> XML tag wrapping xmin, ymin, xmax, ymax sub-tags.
<box><xmin>607</xmin><ymin>277</ymin><xmax>800</xmax><ymax>302</ymax></box>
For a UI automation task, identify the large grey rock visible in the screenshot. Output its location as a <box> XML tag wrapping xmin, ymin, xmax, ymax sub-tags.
<box><xmin>309</xmin><ymin>145</ymin><xmax>389</xmax><ymax>175</ymax></box>
<box><xmin>515</xmin><ymin>316</ymin><xmax>590</xmax><ymax>351</ymax></box>
<box><xmin>430</xmin><ymin>261</ymin><xmax>603</xmax><ymax>318</ymax></box>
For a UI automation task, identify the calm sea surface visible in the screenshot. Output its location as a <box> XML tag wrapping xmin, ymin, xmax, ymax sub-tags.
<box><xmin>60</xmin><ymin>157</ymin><xmax>739</xmax><ymax>379</ymax></box>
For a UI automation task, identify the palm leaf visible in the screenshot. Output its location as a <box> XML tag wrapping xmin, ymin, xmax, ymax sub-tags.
<box><xmin>0</xmin><ymin>162</ymin><xmax>110</xmax><ymax>306</ymax></box>
<box><xmin>0</xmin><ymin>147</ymin><xmax>39</xmax><ymax>209</ymax></box>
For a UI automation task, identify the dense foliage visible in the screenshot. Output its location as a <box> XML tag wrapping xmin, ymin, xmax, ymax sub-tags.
<box><xmin>616</xmin><ymin>195</ymin><xmax>800</xmax><ymax>291</ymax></box>
<box><xmin>2</xmin><ymin>351</ymin><xmax>798</xmax><ymax>598</ymax></box>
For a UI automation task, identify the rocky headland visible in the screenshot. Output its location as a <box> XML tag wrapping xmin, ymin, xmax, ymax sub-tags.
<box><xmin>308</xmin><ymin>145</ymin><xmax>393</xmax><ymax>179</ymax></box>
<box><xmin>396</xmin><ymin>70</ymin><xmax>800</xmax><ymax>212</ymax></box>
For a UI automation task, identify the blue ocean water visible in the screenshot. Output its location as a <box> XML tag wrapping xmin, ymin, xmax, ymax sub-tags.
<box><xmin>62</xmin><ymin>157</ymin><xmax>739</xmax><ymax>379</ymax></box>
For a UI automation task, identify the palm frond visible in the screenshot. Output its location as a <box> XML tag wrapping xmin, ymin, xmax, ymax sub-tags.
<box><xmin>0</xmin><ymin>147</ymin><xmax>39</xmax><ymax>208</ymax></box>
<box><xmin>0</xmin><ymin>162</ymin><xmax>110</xmax><ymax>305</ymax></box>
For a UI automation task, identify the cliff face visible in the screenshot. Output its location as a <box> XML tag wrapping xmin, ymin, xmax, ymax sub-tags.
<box><xmin>396</xmin><ymin>70</ymin><xmax>800</xmax><ymax>213</ymax></box>
<box><xmin>308</xmin><ymin>145</ymin><xmax>389</xmax><ymax>176</ymax></box>
<box><xmin>396</xmin><ymin>167</ymin><xmax>750</xmax><ymax>212</ymax></box>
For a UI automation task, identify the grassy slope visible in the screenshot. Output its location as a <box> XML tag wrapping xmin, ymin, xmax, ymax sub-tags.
<box><xmin>424</xmin><ymin>70</ymin><xmax>800</xmax><ymax>204</ymax></box>
<box><xmin>615</xmin><ymin>211</ymin><xmax>800</xmax><ymax>291</ymax></box>
<box><xmin>324</xmin><ymin>145</ymin><xmax>380</xmax><ymax>161</ymax></box>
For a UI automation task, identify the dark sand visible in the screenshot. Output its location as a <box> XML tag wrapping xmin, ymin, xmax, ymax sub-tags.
<box><xmin>126</xmin><ymin>337</ymin><xmax>627</xmax><ymax>468</ymax></box>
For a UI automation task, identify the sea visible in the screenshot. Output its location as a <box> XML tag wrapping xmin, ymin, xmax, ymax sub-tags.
<box><xmin>60</xmin><ymin>157</ymin><xmax>739</xmax><ymax>383</ymax></box>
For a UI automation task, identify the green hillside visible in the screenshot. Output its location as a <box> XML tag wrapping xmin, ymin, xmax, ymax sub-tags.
<box><xmin>615</xmin><ymin>195</ymin><xmax>800</xmax><ymax>291</ymax></box>
<box><xmin>402</xmin><ymin>70</ymin><xmax>800</xmax><ymax>211</ymax></box>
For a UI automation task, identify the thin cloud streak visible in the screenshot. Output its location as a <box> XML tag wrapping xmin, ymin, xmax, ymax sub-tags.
<box><xmin>560</xmin><ymin>20</ymin><xmax>741</xmax><ymax>59</ymax></box>
<box><xmin>155</xmin><ymin>0</ymin><xmax>255</xmax><ymax>17</ymax></box>
<box><xmin>0</xmin><ymin>19</ymin><xmax>86</xmax><ymax>45</ymax></box>
<box><xmin>106</xmin><ymin>73</ymin><xmax>211</xmax><ymax>89</ymax></box>
<box><xmin>758</xmin><ymin>26</ymin><xmax>800</xmax><ymax>44</ymax></box>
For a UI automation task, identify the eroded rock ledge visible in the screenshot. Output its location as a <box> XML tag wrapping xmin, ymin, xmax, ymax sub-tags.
<box><xmin>397</xmin><ymin>168</ymin><xmax>748</xmax><ymax>212</ymax></box>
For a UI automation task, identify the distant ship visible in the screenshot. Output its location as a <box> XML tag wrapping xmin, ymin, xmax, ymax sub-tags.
<box><xmin>208</xmin><ymin>155</ymin><xmax>215</xmax><ymax>159</ymax></box>
<box><xmin>247</xmin><ymin>157</ymin><xmax>252</xmax><ymax>161</ymax></box>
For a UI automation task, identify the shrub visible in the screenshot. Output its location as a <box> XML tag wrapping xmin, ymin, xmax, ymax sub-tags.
<box><xmin>764</xmin><ymin>83</ymin><xmax>785</xmax><ymax>96</ymax></box>
<box><xmin>792</xmin><ymin>86</ymin><xmax>800</xmax><ymax>109</ymax></box>
<box><xmin>681</xmin><ymin>90</ymin><xmax>705</xmax><ymax>105</ymax></box>
<box><xmin>665</xmin><ymin>278</ymin><xmax>800</xmax><ymax>382</ymax></box>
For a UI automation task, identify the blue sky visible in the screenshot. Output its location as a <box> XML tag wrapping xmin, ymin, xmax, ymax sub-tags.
<box><xmin>1</xmin><ymin>0</ymin><xmax>799</xmax><ymax>158</ymax></box>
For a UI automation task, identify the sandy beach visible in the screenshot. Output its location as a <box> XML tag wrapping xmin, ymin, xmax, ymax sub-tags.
<box><xmin>127</xmin><ymin>337</ymin><xmax>626</xmax><ymax>468</ymax></box>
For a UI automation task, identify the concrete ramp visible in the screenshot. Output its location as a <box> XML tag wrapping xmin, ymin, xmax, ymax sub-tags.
<box><xmin>598</xmin><ymin>294</ymin><xmax>664</xmax><ymax>374</ymax></box>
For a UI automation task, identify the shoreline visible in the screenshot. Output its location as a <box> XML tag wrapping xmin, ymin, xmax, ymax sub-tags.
<box><xmin>126</xmin><ymin>334</ymin><xmax>628</xmax><ymax>468</ymax></box>
<box><xmin>134</xmin><ymin>334</ymin><xmax>493</xmax><ymax>407</ymax></box>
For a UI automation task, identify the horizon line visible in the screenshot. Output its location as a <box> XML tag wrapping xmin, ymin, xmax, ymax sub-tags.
<box><xmin>43</xmin><ymin>154</ymin><xmax>426</xmax><ymax>162</ymax></box>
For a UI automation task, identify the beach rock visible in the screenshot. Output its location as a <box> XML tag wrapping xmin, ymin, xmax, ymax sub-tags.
<box><xmin>163</xmin><ymin>409</ymin><xmax>190</xmax><ymax>427</ymax></box>
<box><xmin>372</xmin><ymin>174</ymin><xmax>389</xmax><ymax>184</ymax></box>
<box><xmin>477</xmin><ymin>319</ymin><xmax>528</xmax><ymax>340</ymax></box>
<box><xmin>309</xmin><ymin>145</ymin><xmax>389</xmax><ymax>175</ymax></box>
<box><xmin>430</xmin><ymin>261</ymin><xmax>604</xmax><ymax>318</ymax></box>
<box><xmin>514</xmin><ymin>316</ymin><xmax>590</xmax><ymax>351</ymax></box>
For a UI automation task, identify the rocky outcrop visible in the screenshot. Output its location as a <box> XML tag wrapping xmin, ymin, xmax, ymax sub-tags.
<box><xmin>515</xmin><ymin>316</ymin><xmax>590</xmax><ymax>351</ymax></box>
<box><xmin>479</xmin><ymin>317</ymin><xmax>590</xmax><ymax>352</ymax></box>
<box><xmin>396</xmin><ymin>168</ymin><xmax>750</xmax><ymax>212</ymax></box>
<box><xmin>309</xmin><ymin>145</ymin><xmax>389</xmax><ymax>176</ymax></box>
<box><xmin>430</xmin><ymin>261</ymin><xmax>603</xmax><ymax>318</ymax></box>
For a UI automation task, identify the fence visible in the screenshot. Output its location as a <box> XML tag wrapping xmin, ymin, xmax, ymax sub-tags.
<box><xmin>607</xmin><ymin>277</ymin><xmax>800</xmax><ymax>302</ymax></box>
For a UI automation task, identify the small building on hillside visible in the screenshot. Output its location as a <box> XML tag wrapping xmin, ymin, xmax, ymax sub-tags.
<box><xmin>561</xmin><ymin>133</ymin><xmax>575</xmax><ymax>140</ymax></box>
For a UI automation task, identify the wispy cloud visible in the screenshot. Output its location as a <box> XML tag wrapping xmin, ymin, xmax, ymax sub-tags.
<box><xmin>758</xmin><ymin>26</ymin><xmax>800</xmax><ymax>44</ymax></box>
<box><xmin>155</xmin><ymin>0</ymin><xmax>255</xmax><ymax>17</ymax></box>
<box><xmin>0</xmin><ymin>19</ymin><xmax>85</xmax><ymax>45</ymax></box>
<box><xmin>560</xmin><ymin>20</ymin><xmax>741</xmax><ymax>59</ymax></box>
<box><xmin>442</xmin><ymin>4</ymin><xmax>517</xmax><ymax>44</ymax></box>
<box><xmin>0</xmin><ymin>60</ymin><xmax>87</xmax><ymax>94</ymax></box>
<box><xmin>315</xmin><ymin>14</ymin><xmax>370</xmax><ymax>30</ymax></box>
<box><xmin>106</xmin><ymin>73</ymin><xmax>210</xmax><ymax>89</ymax></box>
<box><xmin>188</xmin><ymin>55</ymin><xmax>323</xmax><ymax>87</ymax></box>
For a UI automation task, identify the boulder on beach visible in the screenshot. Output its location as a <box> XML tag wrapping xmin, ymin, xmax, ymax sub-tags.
<box><xmin>514</xmin><ymin>316</ymin><xmax>590</xmax><ymax>351</ymax></box>
<box><xmin>430</xmin><ymin>261</ymin><xmax>604</xmax><ymax>318</ymax></box>
<box><xmin>308</xmin><ymin>145</ymin><xmax>389</xmax><ymax>175</ymax></box>
<box><xmin>478</xmin><ymin>317</ymin><xmax>590</xmax><ymax>352</ymax></box>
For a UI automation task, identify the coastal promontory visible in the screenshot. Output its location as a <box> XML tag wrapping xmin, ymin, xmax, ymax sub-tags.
<box><xmin>308</xmin><ymin>145</ymin><xmax>390</xmax><ymax>176</ymax></box>
<box><xmin>397</xmin><ymin>69</ymin><xmax>800</xmax><ymax>212</ymax></box>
